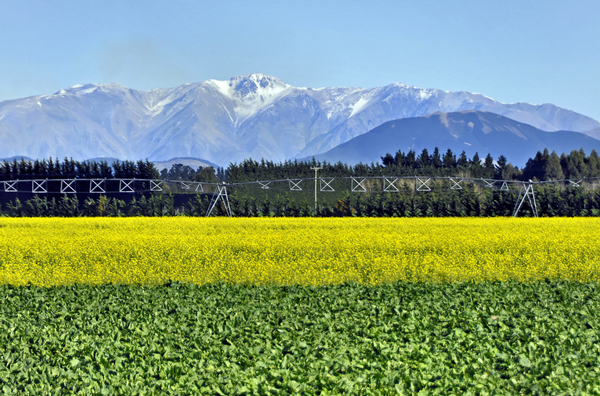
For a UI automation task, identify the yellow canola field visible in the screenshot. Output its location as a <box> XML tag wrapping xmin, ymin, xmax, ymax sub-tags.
<box><xmin>0</xmin><ymin>217</ymin><xmax>599</xmax><ymax>286</ymax></box>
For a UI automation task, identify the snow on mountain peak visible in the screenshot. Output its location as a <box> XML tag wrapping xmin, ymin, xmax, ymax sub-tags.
<box><xmin>208</xmin><ymin>73</ymin><xmax>290</xmax><ymax>100</ymax></box>
<box><xmin>206</xmin><ymin>73</ymin><xmax>292</xmax><ymax>123</ymax></box>
<box><xmin>230</xmin><ymin>73</ymin><xmax>288</xmax><ymax>96</ymax></box>
<box><xmin>56</xmin><ymin>83</ymin><xmax>130</xmax><ymax>97</ymax></box>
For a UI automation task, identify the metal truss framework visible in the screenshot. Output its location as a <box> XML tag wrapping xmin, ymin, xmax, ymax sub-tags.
<box><xmin>4</xmin><ymin>181</ymin><xmax>17</xmax><ymax>192</ymax></box>
<box><xmin>288</xmin><ymin>179</ymin><xmax>302</xmax><ymax>191</ymax></box>
<box><xmin>151</xmin><ymin>180</ymin><xmax>163</xmax><ymax>192</ymax></box>
<box><xmin>449</xmin><ymin>178</ymin><xmax>463</xmax><ymax>190</ymax></box>
<box><xmin>512</xmin><ymin>182</ymin><xmax>539</xmax><ymax>217</ymax></box>
<box><xmin>320</xmin><ymin>178</ymin><xmax>335</xmax><ymax>192</ymax></box>
<box><xmin>119</xmin><ymin>180</ymin><xmax>134</xmax><ymax>193</ymax></box>
<box><xmin>61</xmin><ymin>180</ymin><xmax>76</xmax><ymax>194</ymax></box>
<box><xmin>416</xmin><ymin>177</ymin><xmax>431</xmax><ymax>192</ymax></box>
<box><xmin>384</xmin><ymin>177</ymin><xmax>399</xmax><ymax>192</ymax></box>
<box><xmin>258</xmin><ymin>181</ymin><xmax>271</xmax><ymax>190</ymax></box>
<box><xmin>90</xmin><ymin>180</ymin><xmax>105</xmax><ymax>193</ymax></box>
<box><xmin>351</xmin><ymin>178</ymin><xmax>367</xmax><ymax>193</ymax></box>
<box><xmin>205</xmin><ymin>184</ymin><xmax>232</xmax><ymax>217</ymax></box>
<box><xmin>2</xmin><ymin>175</ymin><xmax>600</xmax><ymax>217</ymax></box>
<box><xmin>32</xmin><ymin>180</ymin><xmax>47</xmax><ymax>193</ymax></box>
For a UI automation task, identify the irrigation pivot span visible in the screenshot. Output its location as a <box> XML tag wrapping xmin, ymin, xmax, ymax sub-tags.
<box><xmin>1</xmin><ymin>175</ymin><xmax>596</xmax><ymax>217</ymax></box>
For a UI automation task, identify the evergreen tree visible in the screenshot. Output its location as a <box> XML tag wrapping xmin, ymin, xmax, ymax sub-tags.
<box><xmin>457</xmin><ymin>151</ymin><xmax>469</xmax><ymax>169</ymax></box>
<box><xmin>403</xmin><ymin>150</ymin><xmax>417</xmax><ymax>169</ymax></box>
<box><xmin>431</xmin><ymin>147</ymin><xmax>443</xmax><ymax>169</ymax></box>
<box><xmin>495</xmin><ymin>155</ymin><xmax>507</xmax><ymax>179</ymax></box>
<box><xmin>543</xmin><ymin>150</ymin><xmax>564</xmax><ymax>180</ymax></box>
<box><xmin>417</xmin><ymin>148</ymin><xmax>431</xmax><ymax>169</ymax></box>
<box><xmin>442</xmin><ymin>149</ymin><xmax>456</xmax><ymax>169</ymax></box>
<box><xmin>381</xmin><ymin>153</ymin><xmax>395</xmax><ymax>167</ymax></box>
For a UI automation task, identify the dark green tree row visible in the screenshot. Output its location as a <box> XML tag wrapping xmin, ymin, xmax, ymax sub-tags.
<box><xmin>225</xmin><ymin>148</ymin><xmax>506</xmax><ymax>183</ymax></box>
<box><xmin>223</xmin><ymin>147</ymin><xmax>600</xmax><ymax>185</ymax></box>
<box><xmin>522</xmin><ymin>148</ymin><xmax>600</xmax><ymax>181</ymax></box>
<box><xmin>225</xmin><ymin>158</ymin><xmax>381</xmax><ymax>183</ymax></box>
<box><xmin>4</xmin><ymin>184</ymin><xmax>600</xmax><ymax>217</ymax></box>
<box><xmin>159</xmin><ymin>163</ymin><xmax>220</xmax><ymax>183</ymax></box>
<box><xmin>4</xmin><ymin>194</ymin><xmax>196</xmax><ymax>217</ymax></box>
<box><xmin>381</xmin><ymin>148</ymin><xmax>498</xmax><ymax>178</ymax></box>
<box><xmin>227</xmin><ymin>186</ymin><xmax>600</xmax><ymax>218</ymax></box>
<box><xmin>0</xmin><ymin>157</ymin><xmax>160</xmax><ymax>181</ymax></box>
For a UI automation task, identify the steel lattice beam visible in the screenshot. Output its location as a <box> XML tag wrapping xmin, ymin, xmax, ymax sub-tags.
<box><xmin>258</xmin><ymin>181</ymin><xmax>271</xmax><ymax>189</ymax></box>
<box><xmin>416</xmin><ymin>177</ymin><xmax>431</xmax><ymax>191</ymax></box>
<box><xmin>151</xmin><ymin>180</ymin><xmax>163</xmax><ymax>192</ymax></box>
<box><xmin>61</xmin><ymin>180</ymin><xmax>76</xmax><ymax>193</ymax></box>
<box><xmin>4</xmin><ymin>181</ymin><xmax>17</xmax><ymax>192</ymax></box>
<box><xmin>90</xmin><ymin>180</ymin><xmax>105</xmax><ymax>193</ymax></box>
<box><xmin>119</xmin><ymin>179</ymin><xmax>134</xmax><ymax>193</ymax></box>
<box><xmin>320</xmin><ymin>178</ymin><xmax>335</xmax><ymax>192</ymax></box>
<box><xmin>383</xmin><ymin>177</ymin><xmax>399</xmax><ymax>192</ymax></box>
<box><xmin>482</xmin><ymin>179</ymin><xmax>494</xmax><ymax>188</ymax></box>
<box><xmin>351</xmin><ymin>178</ymin><xmax>367</xmax><ymax>193</ymax></box>
<box><xmin>32</xmin><ymin>180</ymin><xmax>47</xmax><ymax>193</ymax></box>
<box><xmin>569</xmin><ymin>179</ymin><xmax>583</xmax><ymax>187</ymax></box>
<box><xmin>449</xmin><ymin>178</ymin><xmax>463</xmax><ymax>190</ymax></box>
<box><xmin>288</xmin><ymin>179</ymin><xmax>302</xmax><ymax>191</ymax></box>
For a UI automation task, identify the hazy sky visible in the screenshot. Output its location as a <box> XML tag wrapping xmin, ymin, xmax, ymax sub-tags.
<box><xmin>1</xmin><ymin>0</ymin><xmax>599</xmax><ymax>121</ymax></box>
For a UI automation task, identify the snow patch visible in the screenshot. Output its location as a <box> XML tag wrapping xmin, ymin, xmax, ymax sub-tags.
<box><xmin>350</xmin><ymin>97</ymin><xmax>370</xmax><ymax>117</ymax></box>
<box><xmin>81</xmin><ymin>87</ymin><xmax>98</xmax><ymax>95</ymax></box>
<box><xmin>207</xmin><ymin>79</ymin><xmax>232</xmax><ymax>99</ymax></box>
<box><xmin>419</xmin><ymin>89</ymin><xmax>432</xmax><ymax>101</ymax></box>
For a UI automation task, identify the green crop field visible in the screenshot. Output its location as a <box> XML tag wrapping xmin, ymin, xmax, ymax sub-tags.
<box><xmin>1</xmin><ymin>282</ymin><xmax>599</xmax><ymax>395</ymax></box>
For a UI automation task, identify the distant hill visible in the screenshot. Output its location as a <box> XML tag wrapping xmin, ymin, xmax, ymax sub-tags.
<box><xmin>310</xmin><ymin>111</ymin><xmax>600</xmax><ymax>166</ymax></box>
<box><xmin>152</xmin><ymin>157</ymin><xmax>220</xmax><ymax>172</ymax></box>
<box><xmin>0</xmin><ymin>156</ymin><xmax>34</xmax><ymax>162</ymax></box>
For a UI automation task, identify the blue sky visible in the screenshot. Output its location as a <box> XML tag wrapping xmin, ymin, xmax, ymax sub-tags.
<box><xmin>1</xmin><ymin>0</ymin><xmax>599</xmax><ymax>122</ymax></box>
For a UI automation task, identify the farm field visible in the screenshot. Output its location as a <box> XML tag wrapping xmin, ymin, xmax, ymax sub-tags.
<box><xmin>1</xmin><ymin>218</ymin><xmax>600</xmax><ymax>394</ymax></box>
<box><xmin>1</xmin><ymin>217</ymin><xmax>600</xmax><ymax>286</ymax></box>
<box><xmin>1</xmin><ymin>282</ymin><xmax>599</xmax><ymax>394</ymax></box>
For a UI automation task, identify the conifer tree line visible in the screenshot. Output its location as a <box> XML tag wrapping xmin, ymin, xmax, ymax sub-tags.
<box><xmin>159</xmin><ymin>163</ymin><xmax>220</xmax><ymax>183</ymax></box>
<box><xmin>3</xmin><ymin>147</ymin><xmax>598</xmax><ymax>183</ymax></box>
<box><xmin>225</xmin><ymin>147</ymin><xmax>600</xmax><ymax>183</ymax></box>
<box><xmin>0</xmin><ymin>158</ymin><xmax>160</xmax><ymax>180</ymax></box>
<box><xmin>2</xmin><ymin>147</ymin><xmax>600</xmax><ymax>217</ymax></box>
<box><xmin>4</xmin><ymin>183</ymin><xmax>600</xmax><ymax>218</ymax></box>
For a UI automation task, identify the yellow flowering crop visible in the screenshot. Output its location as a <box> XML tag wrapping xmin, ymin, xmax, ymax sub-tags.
<box><xmin>1</xmin><ymin>217</ymin><xmax>599</xmax><ymax>286</ymax></box>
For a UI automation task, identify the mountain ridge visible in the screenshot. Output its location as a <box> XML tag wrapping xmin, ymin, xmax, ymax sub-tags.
<box><xmin>309</xmin><ymin>110</ymin><xmax>600</xmax><ymax>166</ymax></box>
<box><xmin>1</xmin><ymin>73</ymin><xmax>599</xmax><ymax>166</ymax></box>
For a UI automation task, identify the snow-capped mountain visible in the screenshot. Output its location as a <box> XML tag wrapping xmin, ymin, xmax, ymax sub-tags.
<box><xmin>1</xmin><ymin>73</ymin><xmax>599</xmax><ymax>166</ymax></box>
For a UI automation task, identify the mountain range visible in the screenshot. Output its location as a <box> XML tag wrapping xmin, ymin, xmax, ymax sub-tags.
<box><xmin>1</xmin><ymin>73</ymin><xmax>599</xmax><ymax>166</ymax></box>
